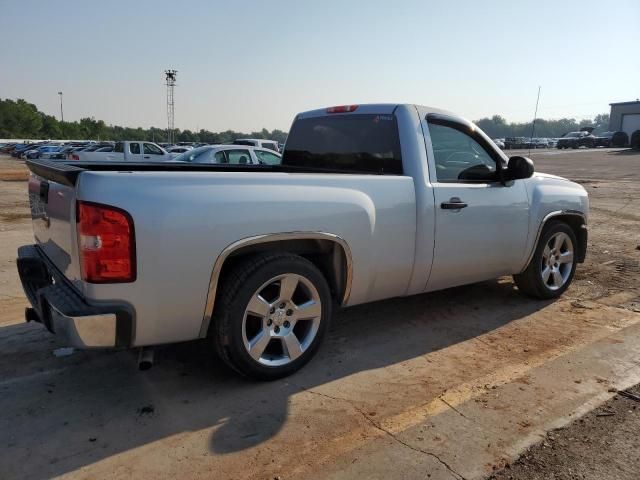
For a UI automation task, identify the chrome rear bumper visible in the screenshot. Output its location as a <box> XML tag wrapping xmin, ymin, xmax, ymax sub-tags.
<box><xmin>17</xmin><ymin>245</ymin><xmax>133</xmax><ymax>348</ymax></box>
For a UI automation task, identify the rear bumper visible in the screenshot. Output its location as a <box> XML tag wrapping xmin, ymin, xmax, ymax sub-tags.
<box><xmin>17</xmin><ymin>244</ymin><xmax>134</xmax><ymax>348</ymax></box>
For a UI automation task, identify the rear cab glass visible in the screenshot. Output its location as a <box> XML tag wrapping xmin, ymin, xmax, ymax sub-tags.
<box><xmin>282</xmin><ymin>114</ymin><xmax>403</xmax><ymax>174</ymax></box>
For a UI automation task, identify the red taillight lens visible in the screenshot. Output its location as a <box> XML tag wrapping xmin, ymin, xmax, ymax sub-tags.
<box><xmin>77</xmin><ymin>201</ymin><xmax>136</xmax><ymax>283</ymax></box>
<box><xmin>326</xmin><ymin>105</ymin><xmax>358</xmax><ymax>113</ymax></box>
<box><xmin>70</xmin><ymin>154</ymin><xmax>79</xmax><ymax>160</ymax></box>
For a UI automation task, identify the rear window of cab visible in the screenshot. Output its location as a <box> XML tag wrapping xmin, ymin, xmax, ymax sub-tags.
<box><xmin>282</xmin><ymin>114</ymin><xmax>403</xmax><ymax>174</ymax></box>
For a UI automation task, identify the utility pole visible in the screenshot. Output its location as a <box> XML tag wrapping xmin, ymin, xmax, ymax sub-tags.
<box><xmin>165</xmin><ymin>70</ymin><xmax>177</xmax><ymax>144</ymax></box>
<box><xmin>58</xmin><ymin>91</ymin><xmax>64</xmax><ymax>122</ymax></box>
<box><xmin>528</xmin><ymin>86</ymin><xmax>541</xmax><ymax>156</ymax></box>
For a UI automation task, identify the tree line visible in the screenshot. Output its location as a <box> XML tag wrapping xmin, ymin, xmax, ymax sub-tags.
<box><xmin>474</xmin><ymin>113</ymin><xmax>610</xmax><ymax>139</ymax></box>
<box><xmin>0</xmin><ymin>98</ymin><xmax>288</xmax><ymax>144</ymax></box>
<box><xmin>1</xmin><ymin>97</ymin><xmax>610</xmax><ymax>143</ymax></box>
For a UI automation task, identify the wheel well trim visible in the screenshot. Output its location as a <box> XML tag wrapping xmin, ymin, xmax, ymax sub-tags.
<box><xmin>521</xmin><ymin>209</ymin><xmax>587</xmax><ymax>273</ymax></box>
<box><xmin>199</xmin><ymin>232</ymin><xmax>353</xmax><ymax>338</ymax></box>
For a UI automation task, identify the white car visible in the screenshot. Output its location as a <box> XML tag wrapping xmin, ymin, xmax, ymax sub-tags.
<box><xmin>172</xmin><ymin>145</ymin><xmax>282</xmax><ymax>165</ymax></box>
<box><xmin>166</xmin><ymin>146</ymin><xmax>194</xmax><ymax>159</ymax></box>
<box><xmin>232</xmin><ymin>138</ymin><xmax>280</xmax><ymax>152</ymax></box>
<box><xmin>73</xmin><ymin>141</ymin><xmax>170</xmax><ymax>162</ymax></box>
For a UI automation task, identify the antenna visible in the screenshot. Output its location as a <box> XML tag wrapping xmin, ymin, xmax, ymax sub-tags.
<box><xmin>165</xmin><ymin>69</ymin><xmax>177</xmax><ymax>144</ymax></box>
<box><xmin>529</xmin><ymin>86</ymin><xmax>541</xmax><ymax>156</ymax></box>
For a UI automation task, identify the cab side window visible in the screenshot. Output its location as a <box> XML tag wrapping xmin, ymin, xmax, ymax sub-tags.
<box><xmin>129</xmin><ymin>143</ymin><xmax>141</xmax><ymax>154</ymax></box>
<box><xmin>428</xmin><ymin>122</ymin><xmax>498</xmax><ymax>182</ymax></box>
<box><xmin>143</xmin><ymin>143</ymin><xmax>164</xmax><ymax>155</ymax></box>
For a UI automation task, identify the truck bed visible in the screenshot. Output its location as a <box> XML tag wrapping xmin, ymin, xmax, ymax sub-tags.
<box><xmin>26</xmin><ymin>159</ymin><xmax>387</xmax><ymax>187</ymax></box>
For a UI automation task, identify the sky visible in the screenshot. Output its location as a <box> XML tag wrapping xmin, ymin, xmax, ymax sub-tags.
<box><xmin>1</xmin><ymin>0</ymin><xmax>639</xmax><ymax>132</ymax></box>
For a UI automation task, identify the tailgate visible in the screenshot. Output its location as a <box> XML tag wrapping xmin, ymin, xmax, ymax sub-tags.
<box><xmin>26</xmin><ymin>161</ymin><xmax>82</xmax><ymax>282</ymax></box>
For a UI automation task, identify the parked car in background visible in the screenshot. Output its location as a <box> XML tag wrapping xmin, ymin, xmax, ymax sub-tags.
<box><xmin>167</xmin><ymin>146</ymin><xmax>194</xmax><ymax>159</ymax></box>
<box><xmin>532</xmin><ymin>138</ymin><xmax>549</xmax><ymax>149</ymax></box>
<box><xmin>593</xmin><ymin>131</ymin><xmax>628</xmax><ymax>148</ymax></box>
<box><xmin>23</xmin><ymin>145</ymin><xmax>61</xmax><ymax>159</ymax></box>
<box><xmin>557</xmin><ymin>131</ymin><xmax>596</xmax><ymax>149</ymax></box>
<box><xmin>504</xmin><ymin>137</ymin><xmax>527</xmax><ymax>149</ymax></box>
<box><xmin>18</xmin><ymin>103</ymin><xmax>588</xmax><ymax>380</ymax></box>
<box><xmin>71</xmin><ymin>141</ymin><xmax>169</xmax><ymax>162</ymax></box>
<box><xmin>172</xmin><ymin>145</ymin><xmax>282</xmax><ymax>165</ymax></box>
<box><xmin>233</xmin><ymin>138</ymin><xmax>280</xmax><ymax>152</ymax></box>
<box><xmin>12</xmin><ymin>143</ymin><xmax>40</xmax><ymax>157</ymax></box>
<box><xmin>1</xmin><ymin>143</ymin><xmax>18</xmax><ymax>153</ymax></box>
<box><xmin>493</xmin><ymin>138</ymin><xmax>505</xmax><ymax>149</ymax></box>
<box><xmin>38</xmin><ymin>146</ymin><xmax>65</xmax><ymax>159</ymax></box>
<box><xmin>547</xmin><ymin>138</ymin><xmax>558</xmax><ymax>148</ymax></box>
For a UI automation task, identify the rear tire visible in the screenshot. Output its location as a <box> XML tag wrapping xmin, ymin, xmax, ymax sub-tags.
<box><xmin>513</xmin><ymin>221</ymin><xmax>577</xmax><ymax>299</ymax></box>
<box><xmin>210</xmin><ymin>253</ymin><xmax>332</xmax><ymax>380</ymax></box>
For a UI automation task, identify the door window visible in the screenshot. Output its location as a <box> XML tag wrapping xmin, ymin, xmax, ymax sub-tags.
<box><xmin>428</xmin><ymin>122</ymin><xmax>498</xmax><ymax>182</ymax></box>
<box><xmin>255</xmin><ymin>149</ymin><xmax>282</xmax><ymax>165</ymax></box>
<box><xmin>143</xmin><ymin>143</ymin><xmax>164</xmax><ymax>155</ymax></box>
<box><xmin>225</xmin><ymin>149</ymin><xmax>252</xmax><ymax>164</ymax></box>
<box><xmin>129</xmin><ymin>143</ymin><xmax>140</xmax><ymax>154</ymax></box>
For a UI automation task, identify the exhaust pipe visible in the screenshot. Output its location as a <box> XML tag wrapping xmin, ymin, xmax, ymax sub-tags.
<box><xmin>138</xmin><ymin>347</ymin><xmax>155</xmax><ymax>371</ymax></box>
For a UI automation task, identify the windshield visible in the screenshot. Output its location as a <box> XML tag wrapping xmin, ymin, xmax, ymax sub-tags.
<box><xmin>282</xmin><ymin>114</ymin><xmax>403</xmax><ymax>174</ymax></box>
<box><xmin>173</xmin><ymin>146</ymin><xmax>219</xmax><ymax>163</ymax></box>
<box><xmin>564</xmin><ymin>132</ymin><xmax>582</xmax><ymax>138</ymax></box>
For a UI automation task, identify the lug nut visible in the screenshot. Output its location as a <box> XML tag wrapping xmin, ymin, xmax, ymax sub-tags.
<box><xmin>279</xmin><ymin>303</ymin><xmax>286</xmax><ymax>309</ymax></box>
<box><xmin>267</xmin><ymin>319</ymin><xmax>272</xmax><ymax>326</ymax></box>
<box><xmin>270</xmin><ymin>307</ymin><xmax>275</xmax><ymax>314</ymax></box>
<box><xmin>286</xmin><ymin>309</ymin><xmax>293</xmax><ymax>316</ymax></box>
<box><xmin>274</xmin><ymin>326</ymin><xmax>280</xmax><ymax>334</ymax></box>
<box><xmin>284</xmin><ymin>321</ymin><xmax>290</xmax><ymax>328</ymax></box>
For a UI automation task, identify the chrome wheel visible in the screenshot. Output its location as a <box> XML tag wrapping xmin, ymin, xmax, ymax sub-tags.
<box><xmin>541</xmin><ymin>232</ymin><xmax>574</xmax><ymax>291</ymax></box>
<box><xmin>242</xmin><ymin>273</ymin><xmax>322</xmax><ymax>367</ymax></box>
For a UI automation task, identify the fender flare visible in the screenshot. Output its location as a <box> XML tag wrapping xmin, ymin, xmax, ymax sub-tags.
<box><xmin>520</xmin><ymin>209</ymin><xmax>587</xmax><ymax>273</ymax></box>
<box><xmin>198</xmin><ymin>232</ymin><xmax>353</xmax><ymax>338</ymax></box>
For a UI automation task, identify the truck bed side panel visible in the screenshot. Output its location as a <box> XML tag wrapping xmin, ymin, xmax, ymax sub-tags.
<box><xmin>76</xmin><ymin>171</ymin><xmax>417</xmax><ymax>346</ymax></box>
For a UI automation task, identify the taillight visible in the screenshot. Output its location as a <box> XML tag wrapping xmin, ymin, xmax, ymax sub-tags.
<box><xmin>70</xmin><ymin>154</ymin><xmax>79</xmax><ymax>160</ymax></box>
<box><xmin>326</xmin><ymin>105</ymin><xmax>358</xmax><ymax>113</ymax></box>
<box><xmin>77</xmin><ymin>201</ymin><xmax>136</xmax><ymax>283</ymax></box>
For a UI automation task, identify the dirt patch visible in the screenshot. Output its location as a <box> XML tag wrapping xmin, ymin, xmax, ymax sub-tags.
<box><xmin>0</xmin><ymin>155</ymin><xmax>29</xmax><ymax>181</ymax></box>
<box><xmin>0</xmin><ymin>171</ymin><xmax>29</xmax><ymax>181</ymax></box>
<box><xmin>489</xmin><ymin>385</ymin><xmax>640</xmax><ymax>480</ymax></box>
<box><xmin>0</xmin><ymin>212</ymin><xmax>31</xmax><ymax>222</ymax></box>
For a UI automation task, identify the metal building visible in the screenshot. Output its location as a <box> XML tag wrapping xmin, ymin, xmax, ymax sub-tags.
<box><xmin>609</xmin><ymin>100</ymin><xmax>640</xmax><ymax>144</ymax></box>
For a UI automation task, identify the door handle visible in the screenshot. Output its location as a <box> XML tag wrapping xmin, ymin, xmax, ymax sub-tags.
<box><xmin>143</xmin><ymin>155</ymin><xmax>150</xmax><ymax>159</ymax></box>
<box><xmin>441</xmin><ymin>197</ymin><xmax>468</xmax><ymax>210</ymax></box>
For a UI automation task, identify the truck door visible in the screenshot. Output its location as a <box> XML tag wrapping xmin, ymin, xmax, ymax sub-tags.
<box><xmin>128</xmin><ymin>142</ymin><xmax>144</xmax><ymax>161</ymax></box>
<box><xmin>423</xmin><ymin>114</ymin><xmax>530</xmax><ymax>291</ymax></box>
<box><xmin>143</xmin><ymin>142</ymin><xmax>167</xmax><ymax>161</ymax></box>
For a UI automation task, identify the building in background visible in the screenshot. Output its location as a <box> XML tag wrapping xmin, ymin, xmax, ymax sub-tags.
<box><xmin>609</xmin><ymin>100</ymin><xmax>640</xmax><ymax>146</ymax></box>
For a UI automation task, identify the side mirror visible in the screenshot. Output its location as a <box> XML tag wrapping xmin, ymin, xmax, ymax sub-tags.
<box><xmin>506</xmin><ymin>156</ymin><xmax>534</xmax><ymax>181</ymax></box>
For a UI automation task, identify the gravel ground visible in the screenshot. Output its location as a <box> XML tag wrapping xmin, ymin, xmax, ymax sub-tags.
<box><xmin>0</xmin><ymin>148</ymin><xmax>639</xmax><ymax>480</ymax></box>
<box><xmin>490</xmin><ymin>385</ymin><xmax>640</xmax><ymax>480</ymax></box>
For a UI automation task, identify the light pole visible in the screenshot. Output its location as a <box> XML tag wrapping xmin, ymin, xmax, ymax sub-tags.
<box><xmin>58</xmin><ymin>91</ymin><xmax>64</xmax><ymax>123</ymax></box>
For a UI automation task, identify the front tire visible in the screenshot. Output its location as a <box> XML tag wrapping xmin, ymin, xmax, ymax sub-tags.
<box><xmin>513</xmin><ymin>221</ymin><xmax>577</xmax><ymax>299</ymax></box>
<box><xmin>211</xmin><ymin>253</ymin><xmax>332</xmax><ymax>380</ymax></box>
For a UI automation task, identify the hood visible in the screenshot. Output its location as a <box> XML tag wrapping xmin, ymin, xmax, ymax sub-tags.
<box><xmin>530</xmin><ymin>171</ymin><xmax>585</xmax><ymax>190</ymax></box>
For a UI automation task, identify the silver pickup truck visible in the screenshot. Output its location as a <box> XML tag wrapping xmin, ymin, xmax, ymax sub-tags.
<box><xmin>17</xmin><ymin>104</ymin><xmax>588</xmax><ymax>379</ymax></box>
